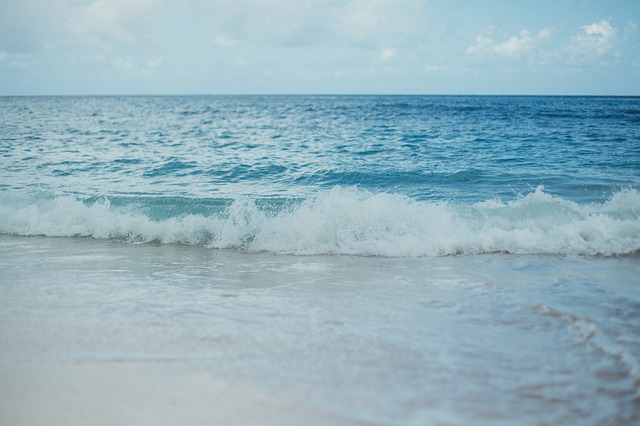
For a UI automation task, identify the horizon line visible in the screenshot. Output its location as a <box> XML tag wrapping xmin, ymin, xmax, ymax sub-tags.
<box><xmin>2</xmin><ymin>93</ymin><xmax>639</xmax><ymax>98</ymax></box>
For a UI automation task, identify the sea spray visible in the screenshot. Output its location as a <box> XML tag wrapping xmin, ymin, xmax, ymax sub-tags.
<box><xmin>1</xmin><ymin>187</ymin><xmax>638</xmax><ymax>257</ymax></box>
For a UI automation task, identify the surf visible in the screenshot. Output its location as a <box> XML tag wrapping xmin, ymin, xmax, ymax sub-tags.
<box><xmin>1</xmin><ymin>186</ymin><xmax>638</xmax><ymax>257</ymax></box>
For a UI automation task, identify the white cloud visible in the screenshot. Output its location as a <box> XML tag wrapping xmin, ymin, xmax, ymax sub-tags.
<box><xmin>178</xmin><ymin>0</ymin><xmax>431</xmax><ymax>48</ymax></box>
<box><xmin>2</xmin><ymin>0</ymin><xmax>431</xmax><ymax>55</ymax></box>
<box><xmin>339</xmin><ymin>0</ymin><xmax>389</xmax><ymax>43</ymax></box>
<box><xmin>113</xmin><ymin>57</ymin><xmax>134</xmax><ymax>71</ymax></box>
<box><xmin>68</xmin><ymin>0</ymin><xmax>165</xmax><ymax>49</ymax></box>
<box><xmin>141</xmin><ymin>57</ymin><xmax>163</xmax><ymax>75</ymax></box>
<box><xmin>145</xmin><ymin>57</ymin><xmax>163</xmax><ymax>70</ymax></box>
<box><xmin>467</xmin><ymin>26</ymin><xmax>552</xmax><ymax>58</ymax></box>
<box><xmin>538</xmin><ymin>27</ymin><xmax>553</xmax><ymax>40</ymax></box>
<box><xmin>582</xmin><ymin>20</ymin><xmax>615</xmax><ymax>38</ymax></box>
<box><xmin>567</xmin><ymin>19</ymin><xmax>617</xmax><ymax>57</ymax></box>
<box><xmin>212</xmin><ymin>35</ymin><xmax>239</xmax><ymax>48</ymax></box>
<box><xmin>558</xmin><ymin>19</ymin><xmax>627</xmax><ymax>71</ymax></box>
<box><xmin>182</xmin><ymin>0</ymin><xmax>331</xmax><ymax>47</ymax></box>
<box><xmin>380</xmin><ymin>48</ymin><xmax>397</xmax><ymax>62</ymax></box>
<box><xmin>1</xmin><ymin>1</ymin><xmax>636</xmax><ymax>95</ymax></box>
<box><xmin>467</xmin><ymin>19</ymin><xmax>627</xmax><ymax>74</ymax></box>
<box><xmin>466</xmin><ymin>32</ymin><xmax>494</xmax><ymax>56</ymax></box>
<box><xmin>493</xmin><ymin>30</ymin><xmax>534</xmax><ymax>57</ymax></box>
<box><xmin>336</xmin><ymin>0</ymin><xmax>429</xmax><ymax>47</ymax></box>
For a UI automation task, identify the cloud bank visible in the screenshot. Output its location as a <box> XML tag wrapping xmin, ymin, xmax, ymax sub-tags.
<box><xmin>0</xmin><ymin>0</ymin><xmax>637</xmax><ymax>94</ymax></box>
<box><xmin>466</xmin><ymin>19</ymin><xmax>633</xmax><ymax>71</ymax></box>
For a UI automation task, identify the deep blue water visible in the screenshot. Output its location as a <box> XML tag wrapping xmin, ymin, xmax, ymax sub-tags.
<box><xmin>1</xmin><ymin>95</ymin><xmax>639</xmax><ymax>256</ymax></box>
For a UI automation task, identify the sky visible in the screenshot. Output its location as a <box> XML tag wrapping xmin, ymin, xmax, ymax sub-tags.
<box><xmin>0</xmin><ymin>0</ymin><xmax>639</xmax><ymax>95</ymax></box>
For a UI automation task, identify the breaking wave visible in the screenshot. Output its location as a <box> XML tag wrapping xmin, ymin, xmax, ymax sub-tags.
<box><xmin>1</xmin><ymin>186</ymin><xmax>639</xmax><ymax>257</ymax></box>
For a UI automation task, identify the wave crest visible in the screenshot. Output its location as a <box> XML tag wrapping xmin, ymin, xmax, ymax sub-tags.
<box><xmin>1</xmin><ymin>187</ymin><xmax>639</xmax><ymax>257</ymax></box>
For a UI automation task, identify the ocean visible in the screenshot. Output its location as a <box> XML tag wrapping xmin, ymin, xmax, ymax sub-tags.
<box><xmin>1</xmin><ymin>95</ymin><xmax>639</xmax><ymax>425</ymax></box>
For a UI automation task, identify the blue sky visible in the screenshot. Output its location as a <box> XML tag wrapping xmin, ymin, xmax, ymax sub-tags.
<box><xmin>0</xmin><ymin>0</ymin><xmax>638</xmax><ymax>95</ymax></box>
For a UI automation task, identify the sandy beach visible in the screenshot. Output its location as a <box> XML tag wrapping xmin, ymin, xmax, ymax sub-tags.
<box><xmin>1</xmin><ymin>235</ymin><xmax>639</xmax><ymax>425</ymax></box>
<box><xmin>0</xmin><ymin>360</ymin><xmax>360</xmax><ymax>426</ymax></box>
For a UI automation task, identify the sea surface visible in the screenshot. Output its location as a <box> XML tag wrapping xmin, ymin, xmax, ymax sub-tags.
<box><xmin>1</xmin><ymin>95</ymin><xmax>640</xmax><ymax>424</ymax></box>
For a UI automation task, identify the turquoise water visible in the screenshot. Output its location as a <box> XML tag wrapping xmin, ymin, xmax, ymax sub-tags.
<box><xmin>1</xmin><ymin>95</ymin><xmax>639</xmax><ymax>256</ymax></box>
<box><xmin>1</xmin><ymin>96</ymin><xmax>640</xmax><ymax>424</ymax></box>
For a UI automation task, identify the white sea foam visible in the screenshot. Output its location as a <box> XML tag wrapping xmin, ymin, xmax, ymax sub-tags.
<box><xmin>1</xmin><ymin>187</ymin><xmax>638</xmax><ymax>257</ymax></box>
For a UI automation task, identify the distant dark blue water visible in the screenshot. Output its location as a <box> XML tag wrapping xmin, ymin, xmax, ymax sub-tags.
<box><xmin>1</xmin><ymin>95</ymin><xmax>639</xmax><ymax>256</ymax></box>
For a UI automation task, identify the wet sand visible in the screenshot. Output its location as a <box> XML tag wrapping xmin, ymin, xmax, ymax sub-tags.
<box><xmin>0</xmin><ymin>360</ymin><xmax>356</xmax><ymax>426</ymax></box>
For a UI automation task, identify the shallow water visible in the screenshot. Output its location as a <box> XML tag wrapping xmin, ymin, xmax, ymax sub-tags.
<box><xmin>1</xmin><ymin>235</ymin><xmax>639</xmax><ymax>425</ymax></box>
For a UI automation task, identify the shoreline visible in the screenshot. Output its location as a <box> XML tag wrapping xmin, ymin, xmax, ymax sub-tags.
<box><xmin>2</xmin><ymin>234</ymin><xmax>639</xmax><ymax>425</ymax></box>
